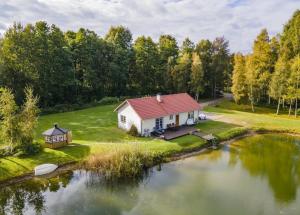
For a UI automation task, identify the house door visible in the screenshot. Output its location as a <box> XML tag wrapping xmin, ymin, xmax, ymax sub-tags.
<box><xmin>155</xmin><ymin>118</ymin><xmax>163</xmax><ymax>130</ymax></box>
<box><xmin>176</xmin><ymin>115</ymin><xmax>179</xmax><ymax>126</ymax></box>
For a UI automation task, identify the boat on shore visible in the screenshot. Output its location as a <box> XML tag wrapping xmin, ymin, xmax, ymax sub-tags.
<box><xmin>34</xmin><ymin>164</ymin><xmax>58</xmax><ymax>176</ymax></box>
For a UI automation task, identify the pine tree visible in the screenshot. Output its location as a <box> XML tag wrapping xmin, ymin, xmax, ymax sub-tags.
<box><xmin>251</xmin><ymin>29</ymin><xmax>273</xmax><ymax>102</ymax></box>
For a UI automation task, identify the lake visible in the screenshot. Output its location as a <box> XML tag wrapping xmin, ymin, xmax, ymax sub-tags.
<box><xmin>1</xmin><ymin>134</ymin><xmax>300</xmax><ymax>215</ymax></box>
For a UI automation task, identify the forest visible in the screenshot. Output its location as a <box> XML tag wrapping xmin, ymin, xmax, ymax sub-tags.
<box><xmin>0</xmin><ymin>21</ymin><xmax>232</xmax><ymax>108</ymax></box>
<box><xmin>231</xmin><ymin>10</ymin><xmax>300</xmax><ymax>116</ymax></box>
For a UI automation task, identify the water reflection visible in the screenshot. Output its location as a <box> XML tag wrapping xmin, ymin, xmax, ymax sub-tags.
<box><xmin>0</xmin><ymin>172</ymin><xmax>73</xmax><ymax>215</ymax></box>
<box><xmin>1</xmin><ymin>134</ymin><xmax>300</xmax><ymax>215</ymax></box>
<box><xmin>230</xmin><ymin>134</ymin><xmax>300</xmax><ymax>203</ymax></box>
<box><xmin>0</xmin><ymin>168</ymin><xmax>154</xmax><ymax>215</ymax></box>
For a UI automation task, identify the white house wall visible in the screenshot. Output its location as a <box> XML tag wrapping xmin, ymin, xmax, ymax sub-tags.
<box><xmin>117</xmin><ymin>103</ymin><xmax>142</xmax><ymax>133</ymax></box>
<box><xmin>117</xmin><ymin>104</ymin><xmax>200</xmax><ymax>136</ymax></box>
<box><xmin>141</xmin><ymin>118</ymin><xmax>155</xmax><ymax>136</ymax></box>
<box><xmin>140</xmin><ymin>110</ymin><xmax>199</xmax><ymax>136</ymax></box>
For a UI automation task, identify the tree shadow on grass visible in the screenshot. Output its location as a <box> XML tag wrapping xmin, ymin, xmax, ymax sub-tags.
<box><xmin>57</xmin><ymin>143</ymin><xmax>91</xmax><ymax>160</ymax></box>
<box><xmin>29</xmin><ymin>143</ymin><xmax>91</xmax><ymax>165</ymax></box>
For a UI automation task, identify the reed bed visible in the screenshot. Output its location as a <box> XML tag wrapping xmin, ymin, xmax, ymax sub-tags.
<box><xmin>82</xmin><ymin>145</ymin><xmax>163</xmax><ymax>180</ymax></box>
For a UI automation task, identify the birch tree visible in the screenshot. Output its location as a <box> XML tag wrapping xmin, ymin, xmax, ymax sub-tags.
<box><xmin>290</xmin><ymin>55</ymin><xmax>300</xmax><ymax>117</ymax></box>
<box><xmin>269</xmin><ymin>57</ymin><xmax>290</xmax><ymax>114</ymax></box>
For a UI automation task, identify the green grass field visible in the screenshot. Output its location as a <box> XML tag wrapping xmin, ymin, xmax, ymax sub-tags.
<box><xmin>204</xmin><ymin>100</ymin><xmax>300</xmax><ymax>133</ymax></box>
<box><xmin>1</xmin><ymin>104</ymin><xmax>209</xmax><ymax>181</ymax></box>
<box><xmin>2</xmin><ymin>99</ymin><xmax>299</xmax><ymax>182</ymax></box>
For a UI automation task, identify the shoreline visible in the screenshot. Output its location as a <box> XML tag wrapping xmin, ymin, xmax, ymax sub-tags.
<box><xmin>1</xmin><ymin>130</ymin><xmax>299</xmax><ymax>187</ymax></box>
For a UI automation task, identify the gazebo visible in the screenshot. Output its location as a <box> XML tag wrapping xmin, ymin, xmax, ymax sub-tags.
<box><xmin>42</xmin><ymin>124</ymin><xmax>72</xmax><ymax>149</ymax></box>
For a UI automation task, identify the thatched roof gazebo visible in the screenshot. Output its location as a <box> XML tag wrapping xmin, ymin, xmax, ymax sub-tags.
<box><xmin>42</xmin><ymin>124</ymin><xmax>72</xmax><ymax>149</ymax></box>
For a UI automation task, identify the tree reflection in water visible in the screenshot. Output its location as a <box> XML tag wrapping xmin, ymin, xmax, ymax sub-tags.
<box><xmin>0</xmin><ymin>172</ymin><xmax>73</xmax><ymax>215</ymax></box>
<box><xmin>231</xmin><ymin>134</ymin><xmax>300</xmax><ymax>203</ymax></box>
<box><xmin>0</xmin><ymin>168</ymin><xmax>153</xmax><ymax>215</ymax></box>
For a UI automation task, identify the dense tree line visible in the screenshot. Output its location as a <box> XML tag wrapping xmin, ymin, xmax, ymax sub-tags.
<box><xmin>0</xmin><ymin>22</ymin><xmax>232</xmax><ymax>108</ymax></box>
<box><xmin>231</xmin><ymin>10</ymin><xmax>300</xmax><ymax>116</ymax></box>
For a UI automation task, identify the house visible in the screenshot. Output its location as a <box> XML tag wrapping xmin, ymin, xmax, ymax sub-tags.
<box><xmin>114</xmin><ymin>93</ymin><xmax>201</xmax><ymax>136</ymax></box>
<box><xmin>42</xmin><ymin>124</ymin><xmax>72</xmax><ymax>149</ymax></box>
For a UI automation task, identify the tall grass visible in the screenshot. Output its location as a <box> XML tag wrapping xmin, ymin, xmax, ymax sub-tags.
<box><xmin>82</xmin><ymin>145</ymin><xmax>163</xmax><ymax>180</ymax></box>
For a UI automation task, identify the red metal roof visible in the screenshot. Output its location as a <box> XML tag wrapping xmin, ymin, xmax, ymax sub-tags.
<box><xmin>117</xmin><ymin>93</ymin><xmax>201</xmax><ymax>120</ymax></box>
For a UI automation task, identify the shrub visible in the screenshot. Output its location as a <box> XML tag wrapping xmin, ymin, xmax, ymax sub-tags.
<box><xmin>127</xmin><ymin>124</ymin><xmax>139</xmax><ymax>137</ymax></box>
<box><xmin>13</xmin><ymin>142</ymin><xmax>42</xmax><ymax>157</ymax></box>
<box><xmin>97</xmin><ymin>97</ymin><xmax>119</xmax><ymax>105</ymax></box>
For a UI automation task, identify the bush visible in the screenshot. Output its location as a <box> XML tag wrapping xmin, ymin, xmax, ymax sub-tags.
<box><xmin>97</xmin><ymin>97</ymin><xmax>119</xmax><ymax>105</ymax></box>
<box><xmin>22</xmin><ymin>142</ymin><xmax>42</xmax><ymax>156</ymax></box>
<box><xmin>13</xmin><ymin>142</ymin><xmax>42</xmax><ymax>157</ymax></box>
<box><xmin>127</xmin><ymin>124</ymin><xmax>139</xmax><ymax>137</ymax></box>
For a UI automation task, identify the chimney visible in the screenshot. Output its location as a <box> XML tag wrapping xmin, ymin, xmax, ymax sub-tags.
<box><xmin>54</xmin><ymin>123</ymin><xmax>58</xmax><ymax>129</ymax></box>
<box><xmin>156</xmin><ymin>93</ymin><xmax>162</xmax><ymax>103</ymax></box>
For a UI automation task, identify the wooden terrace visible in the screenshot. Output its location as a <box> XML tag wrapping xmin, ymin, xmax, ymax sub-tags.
<box><xmin>161</xmin><ymin>125</ymin><xmax>217</xmax><ymax>142</ymax></box>
<box><xmin>163</xmin><ymin>126</ymin><xmax>198</xmax><ymax>140</ymax></box>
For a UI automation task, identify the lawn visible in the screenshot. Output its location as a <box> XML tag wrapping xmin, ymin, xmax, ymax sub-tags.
<box><xmin>3</xmin><ymin>99</ymin><xmax>297</xmax><ymax>182</ymax></box>
<box><xmin>204</xmin><ymin>100</ymin><xmax>300</xmax><ymax>133</ymax></box>
<box><xmin>1</xmin><ymin>104</ymin><xmax>210</xmax><ymax>182</ymax></box>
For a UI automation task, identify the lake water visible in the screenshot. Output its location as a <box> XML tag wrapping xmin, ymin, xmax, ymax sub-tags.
<box><xmin>1</xmin><ymin>134</ymin><xmax>300</xmax><ymax>215</ymax></box>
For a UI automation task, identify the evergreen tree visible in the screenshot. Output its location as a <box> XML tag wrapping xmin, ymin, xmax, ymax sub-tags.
<box><xmin>181</xmin><ymin>38</ymin><xmax>195</xmax><ymax>55</ymax></box>
<box><xmin>280</xmin><ymin>10</ymin><xmax>300</xmax><ymax>60</ymax></box>
<box><xmin>251</xmin><ymin>29</ymin><xmax>273</xmax><ymax>102</ymax></box>
<box><xmin>211</xmin><ymin>37</ymin><xmax>231</xmax><ymax>98</ymax></box>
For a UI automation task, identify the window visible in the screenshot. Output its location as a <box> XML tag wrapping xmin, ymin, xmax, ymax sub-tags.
<box><xmin>52</xmin><ymin>136</ymin><xmax>58</xmax><ymax>142</ymax></box>
<box><xmin>169</xmin><ymin>115</ymin><xmax>173</xmax><ymax>120</ymax></box>
<box><xmin>59</xmin><ymin>135</ymin><xmax>64</xmax><ymax>141</ymax></box>
<box><xmin>120</xmin><ymin>115</ymin><xmax>126</xmax><ymax>123</ymax></box>
<box><xmin>188</xmin><ymin>111</ymin><xmax>194</xmax><ymax>119</ymax></box>
<box><xmin>46</xmin><ymin>136</ymin><xmax>52</xmax><ymax>142</ymax></box>
<box><xmin>155</xmin><ymin>118</ymin><xmax>163</xmax><ymax>130</ymax></box>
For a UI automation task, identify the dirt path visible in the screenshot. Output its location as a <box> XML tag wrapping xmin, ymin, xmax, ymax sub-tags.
<box><xmin>200</xmin><ymin>93</ymin><xmax>233</xmax><ymax>108</ymax></box>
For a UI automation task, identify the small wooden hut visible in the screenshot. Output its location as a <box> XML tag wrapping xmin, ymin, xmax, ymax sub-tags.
<box><xmin>42</xmin><ymin>124</ymin><xmax>72</xmax><ymax>149</ymax></box>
